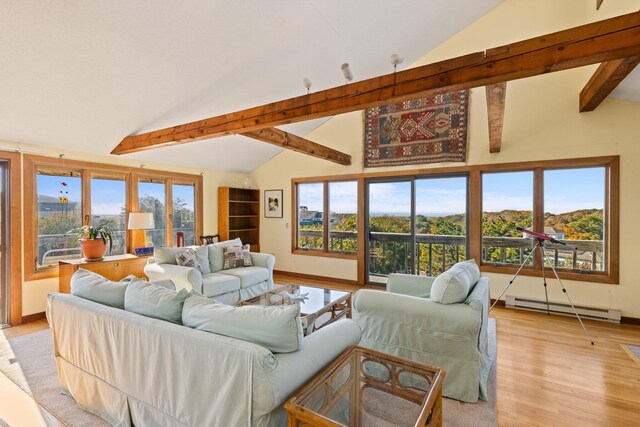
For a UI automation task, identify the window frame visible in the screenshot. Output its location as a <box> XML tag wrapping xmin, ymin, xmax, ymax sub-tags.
<box><xmin>292</xmin><ymin>178</ymin><xmax>359</xmax><ymax>259</ymax></box>
<box><xmin>24</xmin><ymin>155</ymin><xmax>203</xmax><ymax>281</ymax></box>
<box><xmin>291</xmin><ymin>156</ymin><xmax>619</xmax><ymax>284</ymax></box>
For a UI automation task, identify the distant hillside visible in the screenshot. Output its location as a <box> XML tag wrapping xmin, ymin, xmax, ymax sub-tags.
<box><xmin>413</xmin><ymin>209</ymin><xmax>603</xmax><ymax>240</ymax></box>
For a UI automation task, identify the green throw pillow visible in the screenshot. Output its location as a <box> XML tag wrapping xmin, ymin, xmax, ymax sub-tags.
<box><xmin>153</xmin><ymin>247</ymin><xmax>185</xmax><ymax>265</ymax></box>
<box><xmin>70</xmin><ymin>268</ymin><xmax>129</xmax><ymax>309</ymax></box>
<box><xmin>124</xmin><ymin>279</ymin><xmax>189</xmax><ymax>324</ymax></box>
<box><xmin>430</xmin><ymin>259</ymin><xmax>480</xmax><ymax>304</ymax></box>
<box><xmin>182</xmin><ymin>294</ymin><xmax>303</xmax><ymax>353</ymax></box>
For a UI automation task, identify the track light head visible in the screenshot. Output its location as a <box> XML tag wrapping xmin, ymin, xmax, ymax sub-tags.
<box><xmin>340</xmin><ymin>63</ymin><xmax>353</xmax><ymax>82</ymax></box>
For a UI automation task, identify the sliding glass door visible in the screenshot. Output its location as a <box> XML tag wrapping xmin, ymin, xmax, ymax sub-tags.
<box><xmin>366</xmin><ymin>174</ymin><xmax>468</xmax><ymax>285</ymax></box>
<box><xmin>367</xmin><ymin>180</ymin><xmax>413</xmax><ymax>285</ymax></box>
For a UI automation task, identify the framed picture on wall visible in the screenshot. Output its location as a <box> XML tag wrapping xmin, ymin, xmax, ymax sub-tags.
<box><xmin>264</xmin><ymin>190</ymin><xmax>283</xmax><ymax>218</ymax></box>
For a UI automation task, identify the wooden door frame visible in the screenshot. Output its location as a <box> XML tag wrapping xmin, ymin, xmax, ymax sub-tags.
<box><xmin>0</xmin><ymin>152</ymin><xmax>23</xmax><ymax>326</ymax></box>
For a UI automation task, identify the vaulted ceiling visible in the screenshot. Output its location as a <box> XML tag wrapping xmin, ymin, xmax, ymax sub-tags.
<box><xmin>0</xmin><ymin>0</ymin><xmax>502</xmax><ymax>172</ymax></box>
<box><xmin>1</xmin><ymin>1</ymin><xmax>638</xmax><ymax>173</ymax></box>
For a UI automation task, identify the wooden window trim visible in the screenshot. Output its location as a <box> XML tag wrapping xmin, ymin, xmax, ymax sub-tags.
<box><xmin>24</xmin><ymin>155</ymin><xmax>203</xmax><ymax>281</ymax></box>
<box><xmin>292</xmin><ymin>179</ymin><xmax>358</xmax><ymax>259</ymax></box>
<box><xmin>291</xmin><ymin>155</ymin><xmax>619</xmax><ymax>285</ymax></box>
<box><xmin>0</xmin><ymin>152</ymin><xmax>24</xmax><ymax>325</ymax></box>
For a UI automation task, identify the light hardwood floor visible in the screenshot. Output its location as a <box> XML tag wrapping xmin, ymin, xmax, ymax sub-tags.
<box><xmin>2</xmin><ymin>276</ymin><xmax>640</xmax><ymax>426</ymax></box>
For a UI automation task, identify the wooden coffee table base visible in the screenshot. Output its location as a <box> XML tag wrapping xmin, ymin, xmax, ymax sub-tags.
<box><xmin>285</xmin><ymin>345</ymin><xmax>445</xmax><ymax>427</ymax></box>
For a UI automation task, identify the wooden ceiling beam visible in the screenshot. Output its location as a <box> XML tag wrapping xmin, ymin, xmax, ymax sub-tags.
<box><xmin>486</xmin><ymin>83</ymin><xmax>507</xmax><ymax>153</ymax></box>
<box><xmin>579</xmin><ymin>56</ymin><xmax>640</xmax><ymax>112</ymax></box>
<box><xmin>240</xmin><ymin>127</ymin><xmax>351</xmax><ymax>165</ymax></box>
<box><xmin>111</xmin><ymin>11</ymin><xmax>640</xmax><ymax>156</ymax></box>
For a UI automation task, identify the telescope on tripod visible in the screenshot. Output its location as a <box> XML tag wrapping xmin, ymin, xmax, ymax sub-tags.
<box><xmin>490</xmin><ymin>227</ymin><xmax>595</xmax><ymax>345</ymax></box>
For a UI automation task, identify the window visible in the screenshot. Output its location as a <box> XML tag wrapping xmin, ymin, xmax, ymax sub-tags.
<box><xmin>296</xmin><ymin>180</ymin><xmax>358</xmax><ymax>256</ymax></box>
<box><xmin>138</xmin><ymin>179</ymin><xmax>167</xmax><ymax>248</ymax></box>
<box><xmin>482</xmin><ymin>171</ymin><xmax>534</xmax><ymax>266</ymax></box>
<box><xmin>479</xmin><ymin>162</ymin><xmax>616</xmax><ymax>282</ymax></box>
<box><xmin>297</xmin><ymin>182</ymin><xmax>325</xmax><ymax>251</ymax></box>
<box><xmin>36</xmin><ymin>169</ymin><xmax>83</xmax><ymax>267</ymax></box>
<box><xmin>291</xmin><ymin>156</ymin><xmax>618</xmax><ymax>284</ymax></box>
<box><xmin>328</xmin><ymin>181</ymin><xmax>357</xmax><ymax>253</ymax></box>
<box><xmin>91</xmin><ymin>175</ymin><xmax>127</xmax><ymax>255</ymax></box>
<box><xmin>25</xmin><ymin>156</ymin><xmax>203</xmax><ymax>280</ymax></box>
<box><xmin>172</xmin><ymin>183</ymin><xmax>196</xmax><ymax>246</ymax></box>
<box><xmin>543</xmin><ymin>167</ymin><xmax>606</xmax><ymax>272</ymax></box>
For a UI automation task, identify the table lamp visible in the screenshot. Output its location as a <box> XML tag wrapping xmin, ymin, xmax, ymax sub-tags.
<box><xmin>128</xmin><ymin>212</ymin><xmax>154</xmax><ymax>255</ymax></box>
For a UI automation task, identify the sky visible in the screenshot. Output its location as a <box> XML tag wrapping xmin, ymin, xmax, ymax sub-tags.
<box><xmin>297</xmin><ymin>167</ymin><xmax>606</xmax><ymax>215</ymax></box>
<box><xmin>37</xmin><ymin>176</ymin><xmax>195</xmax><ymax>215</ymax></box>
<box><xmin>37</xmin><ymin>167</ymin><xmax>605</xmax><ymax>218</ymax></box>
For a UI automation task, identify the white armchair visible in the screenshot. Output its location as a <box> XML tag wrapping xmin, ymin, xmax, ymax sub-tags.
<box><xmin>353</xmin><ymin>272</ymin><xmax>491</xmax><ymax>403</ymax></box>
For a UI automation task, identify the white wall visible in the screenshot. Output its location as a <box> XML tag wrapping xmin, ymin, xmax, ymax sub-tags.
<box><xmin>252</xmin><ymin>0</ymin><xmax>640</xmax><ymax>317</ymax></box>
<box><xmin>1</xmin><ymin>140</ymin><xmax>254</xmax><ymax>316</ymax></box>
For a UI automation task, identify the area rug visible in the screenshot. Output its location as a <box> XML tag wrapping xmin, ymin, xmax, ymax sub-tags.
<box><xmin>0</xmin><ymin>320</ymin><xmax>496</xmax><ymax>426</ymax></box>
<box><xmin>363</xmin><ymin>90</ymin><xmax>469</xmax><ymax>167</ymax></box>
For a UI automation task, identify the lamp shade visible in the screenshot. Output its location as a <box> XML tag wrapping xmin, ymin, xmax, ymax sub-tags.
<box><xmin>128</xmin><ymin>212</ymin><xmax>154</xmax><ymax>230</ymax></box>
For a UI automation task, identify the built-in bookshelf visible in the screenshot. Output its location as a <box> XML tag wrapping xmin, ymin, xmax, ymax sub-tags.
<box><xmin>218</xmin><ymin>187</ymin><xmax>260</xmax><ymax>252</ymax></box>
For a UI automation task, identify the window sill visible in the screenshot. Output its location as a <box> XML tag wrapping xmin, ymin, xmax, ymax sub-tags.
<box><xmin>25</xmin><ymin>266</ymin><xmax>59</xmax><ymax>282</ymax></box>
<box><xmin>480</xmin><ymin>264</ymin><xmax>618</xmax><ymax>284</ymax></box>
<box><xmin>292</xmin><ymin>249</ymin><xmax>357</xmax><ymax>260</ymax></box>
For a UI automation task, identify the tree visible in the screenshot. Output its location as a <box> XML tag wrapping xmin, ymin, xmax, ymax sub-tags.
<box><xmin>39</xmin><ymin>212</ymin><xmax>81</xmax><ymax>236</ymax></box>
<box><xmin>139</xmin><ymin>195</ymin><xmax>165</xmax><ymax>229</ymax></box>
<box><xmin>566</xmin><ymin>214</ymin><xmax>603</xmax><ymax>240</ymax></box>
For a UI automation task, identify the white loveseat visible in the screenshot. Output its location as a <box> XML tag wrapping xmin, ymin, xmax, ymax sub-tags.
<box><xmin>47</xmin><ymin>291</ymin><xmax>361</xmax><ymax>426</ymax></box>
<box><xmin>144</xmin><ymin>238</ymin><xmax>275</xmax><ymax>305</ymax></box>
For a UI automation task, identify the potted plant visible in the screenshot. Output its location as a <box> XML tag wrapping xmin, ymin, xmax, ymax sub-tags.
<box><xmin>69</xmin><ymin>222</ymin><xmax>114</xmax><ymax>260</ymax></box>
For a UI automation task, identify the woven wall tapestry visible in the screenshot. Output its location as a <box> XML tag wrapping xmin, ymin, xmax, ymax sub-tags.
<box><xmin>363</xmin><ymin>90</ymin><xmax>469</xmax><ymax>167</ymax></box>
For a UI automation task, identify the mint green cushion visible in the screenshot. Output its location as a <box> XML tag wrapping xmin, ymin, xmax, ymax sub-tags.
<box><xmin>431</xmin><ymin>259</ymin><xmax>480</xmax><ymax>304</ymax></box>
<box><xmin>153</xmin><ymin>247</ymin><xmax>184</xmax><ymax>265</ymax></box>
<box><xmin>182</xmin><ymin>294</ymin><xmax>303</xmax><ymax>353</ymax></box>
<box><xmin>124</xmin><ymin>280</ymin><xmax>189</xmax><ymax>324</ymax></box>
<box><xmin>194</xmin><ymin>245</ymin><xmax>211</xmax><ymax>274</ymax></box>
<box><xmin>154</xmin><ymin>246</ymin><xmax>210</xmax><ymax>274</ymax></box>
<box><xmin>70</xmin><ymin>268</ymin><xmax>128</xmax><ymax>309</ymax></box>
<box><xmin>207</xmin><ymin>238</ymin><xmax>242</xmax><ymax>272</ymax></box>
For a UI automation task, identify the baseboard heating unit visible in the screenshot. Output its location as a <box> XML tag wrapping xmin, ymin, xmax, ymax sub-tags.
<box><xmin>505</xmin><ymin>295</ymin><xmax>621</xmax><ymax>323</ymax></box>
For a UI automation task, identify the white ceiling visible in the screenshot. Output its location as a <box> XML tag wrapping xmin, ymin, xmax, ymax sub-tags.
<box><xmin>0</xmin><ymin>0</ymin><xmax>504</xmax><ymax>173</ymax></box>
<box><xmin>611</xmin><ymin>68</ymin><xmax>640</xmax><ymax>103</ymax></box>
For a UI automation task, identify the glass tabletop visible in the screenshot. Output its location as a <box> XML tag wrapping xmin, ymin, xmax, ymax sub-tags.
<box><xmin>242</xmin><ymin>284</ymin><xmax>350</xmax><ymax>316</ymax></box>
<box><xmin>288</xmin><ymin>346</ymin><xmax>444</xmax><ymax>427</ymax></box>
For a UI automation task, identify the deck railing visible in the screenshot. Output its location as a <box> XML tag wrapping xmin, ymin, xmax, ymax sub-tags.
<box><xmin>298</xmin><ymin>229</ymin><xmax>604</xmax><ymax>276</ymax></box>
<box><xmin>37</xmin><ymin>227</ymin><xmax>195</xmax><ymax>266</ymax></box>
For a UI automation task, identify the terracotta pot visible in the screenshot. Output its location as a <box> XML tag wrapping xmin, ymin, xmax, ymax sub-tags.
<box><xmin>81</xmin><ymin>238</ymin><xmax>107</xmax><ymax>260</ymax></box>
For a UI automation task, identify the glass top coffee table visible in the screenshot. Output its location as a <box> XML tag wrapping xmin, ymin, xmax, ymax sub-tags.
<box><xmin>240</xmin><ymin>284</ymin><xmax>351</xmax><ymax>335</ymax></box>
<box><xmin>285</xmin><ymin>345</ymin><xmax>445</xmax><ymax>427</ymax></box>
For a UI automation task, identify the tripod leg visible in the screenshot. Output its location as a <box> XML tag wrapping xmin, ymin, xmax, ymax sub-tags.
<box><xmin>490</xmin><ymin>241</ymin><xmax>539</xmax><ymax>311</ymax></box>
<box><xmin>547</xmin><ymin>262</ymin><xmax>595</xmax><ymax>345</ymax></box>
<box><xmin>540</xmin><ymin>244</ymin><xmax>550</xmax><ymax>316</ymax></box>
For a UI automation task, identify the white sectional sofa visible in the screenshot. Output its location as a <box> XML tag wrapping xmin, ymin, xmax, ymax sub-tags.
<box><xmin>47</xmin><ymin>276</ymin><xmax>361</xmax><ymax>426</ymax></box>
<box><xmin>144</xmin><ymin>238</ymin><xmax>275</xmax><ymax>305</ymax></box>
